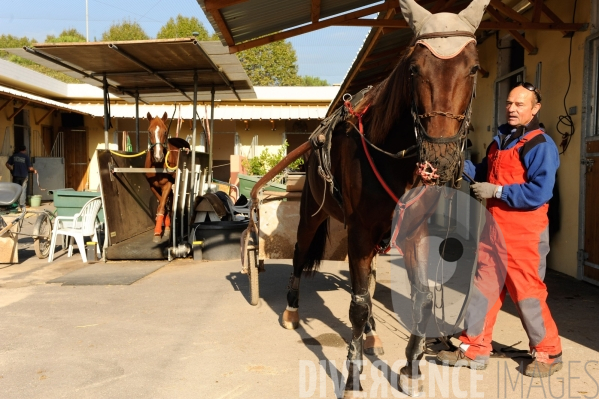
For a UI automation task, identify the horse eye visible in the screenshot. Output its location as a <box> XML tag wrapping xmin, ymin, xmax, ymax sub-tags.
<box><xmin>410</xmin><ymin>65</ymin><xmax>419</xmax><ymax>75</ymax></box>
<box><xmin>470</xmin><ymin>65</ymin><xmax>480</xmax><ymax>75</ymax></box>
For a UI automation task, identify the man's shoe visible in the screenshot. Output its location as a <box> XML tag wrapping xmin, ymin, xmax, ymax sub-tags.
<box><xmin>436</xmin><ymin>349</ymin><xmax>487</xmax><ymax>370</ymax></box>
<box><xmin>525</xmin><ymin>360</ymin><xmax>563</xmax><ymax>378</ymax></box>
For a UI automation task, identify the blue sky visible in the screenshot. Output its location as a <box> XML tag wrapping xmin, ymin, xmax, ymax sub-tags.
<box><xmin>0</xmin><ymin>0</ymin><xmax>372</xmax><ymax>85</ymax></box>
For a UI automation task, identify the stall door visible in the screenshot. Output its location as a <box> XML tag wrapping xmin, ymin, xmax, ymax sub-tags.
<box><xmin>64</xmin><ymin>128</ymin><xmax>88</xmax><ymax>191</ymax></box>
<box><xmin>583</xmin><ymin>141</ymin><xmax>599</xmax><ymax>283</ymax></box>
<box><xmin>581</xmin><ymin>32</ymin><xmax>599</xmax><ymax>286</ymax></box>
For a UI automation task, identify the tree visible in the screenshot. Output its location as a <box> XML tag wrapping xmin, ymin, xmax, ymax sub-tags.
<box><xmin>299</xmin><ymin>75</ymin><xmax>329</xmax><ymax>86</ymax></box>
<box><xmin>45</xmin><ymin>28</ymin><xmax>86</xmax><ymax>43</ymax></box>
<box><xmin>238</xmin><ymin>40</ymin><xmax>301</xmax><ymax>86</ymax></box>
<box><xmin>102</xmin><ymin>19</ymin><xmax>149</xmax><ymax>41</ymax></box>
<box><xmin>157</xmin><ymin>15</ymin><xmax>210</xmax><ymax>40</ymax></box>
<box><xmin>0</xmin><ymin>34</ymin><xmax>79</xmax><ymax>83</ymax></box>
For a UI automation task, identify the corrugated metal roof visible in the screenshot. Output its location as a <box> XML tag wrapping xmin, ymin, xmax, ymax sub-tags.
<box><xmin>198</xmin><ymin>0</ymin><xmax>376</xmax><ymax>46</ymax></box>
<box><xmin>0</xmin><ymin>84</ymin><xmax>90</xmax><ymax>114</ymax></box>
<box><xmin>68</xmin><ymin>103</ymin><xmax>329</xmax><ymax>120</ymax></box>
<box><xmin>2</xmin><ymin>38</ymin><xmax>255</xmax><ymax>104</ymax></box>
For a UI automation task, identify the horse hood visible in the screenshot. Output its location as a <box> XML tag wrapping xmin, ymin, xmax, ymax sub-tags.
<box><xmin>400</xmin><ymin>0</ymin><xmax>490</xmax><ymax>59</ymax></box>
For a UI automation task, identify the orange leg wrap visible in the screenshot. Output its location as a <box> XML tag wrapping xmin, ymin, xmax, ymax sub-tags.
<box><xmin>164</xmin><ymin>214</ymin><xmax>171</xmax><ymax>229</ymax></box>
<box><xmin>154</xmin><ymin>214</ymin><xmax>164</xmax><ymax>236</ymax></box>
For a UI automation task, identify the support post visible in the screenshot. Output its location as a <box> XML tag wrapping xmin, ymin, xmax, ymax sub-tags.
<box><xmin>103</xmin><ymin>75</ymin><xmax>109</xmax><ymax>149</ymax></box>
<box><xmin>135</xmin><ymin>90</ymin><xmax>140</xmax><ymax>152</ymax></box>
<box><xmin>209</xmin><ymin>86</ymin><xmax>215</xmax><ymax>189</ymax></box>
<box><xmin>189</xmin><ymin>70</ymin><xmax>198</xmax><ymax>224</ymax></box>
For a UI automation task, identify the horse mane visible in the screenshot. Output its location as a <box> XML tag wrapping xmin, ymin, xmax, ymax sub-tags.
<box><xmin>354</xmin><ymin>46</ymin><xmax>415</xmax><ymax>145</ymax></box>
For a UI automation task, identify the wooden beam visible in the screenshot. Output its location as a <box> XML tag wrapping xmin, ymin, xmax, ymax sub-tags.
<box><xmin>0</xmin><ymin>97</ymin><xmax>11</xmax><ymax>113</ymax></box>
<box><xmin>489</xmin><ymin>0</ymin><xmax>529</xmax><ymax>23</ymax></box>
<box><xmin>311</xmin><ymin>0</ymin><xmax>321</xmax><ymax>24</ymax></box>
<box><xmin>487</xmin><ymin>6</ymin><xmax>538</xmax><ymax>55</ymax></box>
<box><xmin>532</xmin><ymin>0</ymin><xmax>544</xmax><ymax>23</ymax></box>
<box><xmin>430</xmin><ymin>0</ymin><xmax>446</xmax><ymax>14</ymax></box>
<box><xmin>204</xmin><ymin>0</ymin><xmax>248</xmax><ymax>11</ymax></box>
<box><xmin>206</xmin><ymin>8</ymin><xmax>236</xmax><ymax>47</ymax></box>
<box><xmin>336</xmin><ymin>7</ymin><xmax>397</xmax><ymax>104</ymax></box>
<box><xmin>6</xmin><ymin>101</ymin><xmax>29</xmax><ymax>121</ymax></box>
<box><xmin>229</xmin><ymin>0</ymin><xmax>399</xmax><ymax>53</ymax></box>
<box><xmin>34</xmin><ymin>108</ymin><xmax>54</xmax><ymax>125</ymax></box>
<box><xmin>337</xmin><ymin>18</ymin><xmax>583</xmax><ymax>31</ymax></box>
<box><xmin>541</xmin><ymin>3</ymin><xmax>571</xmax><ymax>36</ymax></box>
<box><xmin>430</xmin><ymin>0</ymin><xmax>459</xmax><ymax>13</ymax></box>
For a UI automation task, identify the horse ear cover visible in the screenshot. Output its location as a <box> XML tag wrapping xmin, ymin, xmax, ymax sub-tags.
<box><xmin>458</xmin><ymin>0</ymin><xmax>490</xmax><ymax>30</ymax></box>
<box><xmin>400</xmin><ymin>0</ymin><xmax>431</xmax><ymax>35</ymax></box>
<box><xmin>400</xmin><ymin>0</ymin><xmax>490</xmax><ymax>59</ymax></box>
<box><xmin>400</xmin><ymin>0</ymin><xmax>489</xmax><ymax>35</ymax></box>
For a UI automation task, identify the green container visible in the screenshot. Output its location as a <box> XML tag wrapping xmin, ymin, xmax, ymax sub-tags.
<box><xmin>238</xmin><ymin>174</ymin><xmax>286</xmax><ymax>199</ymax></box>
<box><xmin>51</xmin><ymin>189</ymin><xmax>104</xmax><ymax>222</ymax></box>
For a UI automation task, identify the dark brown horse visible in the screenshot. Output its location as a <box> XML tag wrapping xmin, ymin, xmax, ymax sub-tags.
<box><xmin>282</xmin><ymin>0</ymin><xmax>489</xmax><ymax>396</ymax></box>
<box><xmin>145</xmin><ymin>112</ymin><xmax>190</xmax><ymax>242</ymax></box>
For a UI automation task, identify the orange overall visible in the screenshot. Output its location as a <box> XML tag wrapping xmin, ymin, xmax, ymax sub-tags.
<box><xmin>460</xmin><ymin>129</ymin><xmax>562</xmax><ymax>364</ymax></box>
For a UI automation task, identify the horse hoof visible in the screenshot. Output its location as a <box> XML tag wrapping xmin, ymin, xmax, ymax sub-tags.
<box><xmin>364</xmin><ymin>346</ymin><xmax>385</xmax><ymax>356</ymax></box>
<box><xmin>398</xmin><ymin>366</ymin><xmax>423</xmax><ymax>397</ymax></box>
<box><xmin>281</xmin><ymin>309</ymin><xmax>299</xmax><ymax>330</ymax></box>
<box><xmin>364</xmin><ymin>335</ymin><xmax>384</xmax><ymax>355</ymax></box>
<box><xmin>153</xmin><ymin>235</ymin><xmax>161</xmax><ymax>243</ymax></box>
<box><xmin>343</xmin><ymin>389</ymin><xmax>364</xmax><ymax>399</ymax></box>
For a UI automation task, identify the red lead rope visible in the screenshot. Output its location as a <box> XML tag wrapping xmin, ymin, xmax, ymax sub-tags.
<box><xmin>345</xmin><ymin>101</ymin><xmax>399</xmax><ymax>203</ymax></box>
<box><xmin>344</xmin><ymin>100</ymin><xmax>428</xmax><ymax>256</ymax></box>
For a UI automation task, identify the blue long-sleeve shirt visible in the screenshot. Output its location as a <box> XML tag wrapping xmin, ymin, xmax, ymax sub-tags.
<box><xmin>464</xmin><ymin>123</ymin><xmax>559</xmax><ymax>210</ymax></box>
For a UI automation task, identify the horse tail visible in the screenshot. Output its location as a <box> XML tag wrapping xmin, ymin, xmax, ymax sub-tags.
<box><xmin>302</xmin><ymin>218</ymin><xmax>328</xmax><ymax>275</ymax></box>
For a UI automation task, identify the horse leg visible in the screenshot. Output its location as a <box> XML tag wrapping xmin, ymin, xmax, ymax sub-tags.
<box><xmin>164</xmin><ymin>192</ymin><xmax>172</xmax><ymax>237</ymax></box>
<box><xmin>282</xmin><ymin>185</ymin><xmax>328</xmax><ymax>330</ymax></box>
<box><xmin>344</xmin><ymin>232</ymin><xmax>376</xmax><ymax>397</ymax></box>
<box><xmin>364</xmin><ymin>257</ymin><xmax>384</xmax><ymax>355</ymax></box>
<box><xmin>399</xmin><ymin>222</ymin><xmax>433</xmax><ymax>397</ymax></box>
<box><xmin>153</xmin><ymin>182</ymin><xmax>172</xmax><ymax>242</ymax></box>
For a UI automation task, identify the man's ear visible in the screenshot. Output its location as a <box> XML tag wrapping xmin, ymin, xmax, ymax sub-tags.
<box><xmin>532</xmin><ymin>102</ymin><xmax>541</xmax><ymax>116</ymax></box>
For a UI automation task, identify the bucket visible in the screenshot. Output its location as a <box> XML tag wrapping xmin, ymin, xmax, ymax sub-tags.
<box><xmin>86</xmin><ymin>241</ymin><xmax>98</xmax><ymax>263</ymax></box>
<box><xmin>30</xmin><ymin>195</ymin><xmax>42</xmax><ymax>207</ymax></box>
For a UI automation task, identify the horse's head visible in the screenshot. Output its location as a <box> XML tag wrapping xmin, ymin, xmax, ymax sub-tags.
<box><xmin>147</xmin><ymin>112</ymin><xmax>169</xmax><ymax>162</ymax></box>
<box><xmin>401</xmin><ymin>0</ymin><xmax>489</xmax><ymax>185</ymax></box>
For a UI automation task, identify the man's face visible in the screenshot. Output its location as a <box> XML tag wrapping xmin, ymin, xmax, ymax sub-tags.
<box><xmin>505</xmin><ymin>86</ymin><xmax>541</xmax><ymax>127</ymax></box>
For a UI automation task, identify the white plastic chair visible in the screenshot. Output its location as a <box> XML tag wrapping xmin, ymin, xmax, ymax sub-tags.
<box><xmin>48</xmin><ymin>196</ymin><xmax>102</xmax><ymax>263</ymax></box>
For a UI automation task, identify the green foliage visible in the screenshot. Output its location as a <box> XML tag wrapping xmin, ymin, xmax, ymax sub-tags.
<box><xmin>243</xmin><ymin>141</ymin><xmax>304</xmax><ymax>176</ymax></box>
<box><xmin>102</xmin><ymin>19</ymin><xmax>149</xmax><ymax>41</ymax></box>
<box><xmin>45</xmin><ymin>28</ymin><xmax>86</xmax><ymax>43</ymax></box>
<box><xmin>238</xmin><ymin>40</ymin><xmax>301</xmax><ymax>86</ymax></box>
<box><xmin>0</xmin><ymin>34</ymin><xmax>80</xmax><ymax>83</ymax></box>
<box><xmin>157</xmin><ymin>15</ymin><xmax>211</xmax><ymax>39</ymax></box>
<box><xmin>299</xmin><ymin>75</ymin><xmax>329</xmax><ymax>86</ymax></box>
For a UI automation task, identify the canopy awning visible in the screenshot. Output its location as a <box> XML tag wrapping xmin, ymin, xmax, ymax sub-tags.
<box><xmin>3</xmin><ymin>38</ymin><xmax>256</xmax><ymax>104</ymax></box>
<box><xmin>0</xmin><ymin>84</ymin><xmax>91</xmax><ymax>115</ymax></box>
<box><xmin>69</xmin><ymin>103</ymin><xmax>329</xmax><ymax>121</ymax></box>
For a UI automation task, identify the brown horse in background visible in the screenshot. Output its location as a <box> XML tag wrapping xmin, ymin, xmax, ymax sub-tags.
<box><xmin>145</xmin><ymin>112</ymin><xmax>190</xmax><ymax>242</ymax></box>
<box><xmin>282</xmin><ymin>0</ymin><xmax>489</xmax><ymax>396</ymax></box>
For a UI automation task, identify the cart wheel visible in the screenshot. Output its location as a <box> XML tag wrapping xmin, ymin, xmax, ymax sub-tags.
<box><xmin>247</xmin><ymin>248</ymin><xmax>259</xmax><ymax>306</ymax></box>
<box><xmin>33</xmin><ymin>212</ymin><xmax>53</xmax><ymax>259</ymax></box>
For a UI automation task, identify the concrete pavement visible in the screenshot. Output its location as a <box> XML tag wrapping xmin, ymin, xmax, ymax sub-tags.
<box><xmin>0</xmin><ymin>227</ymin><xmax>598</xmax><ymax>398</ymax></box>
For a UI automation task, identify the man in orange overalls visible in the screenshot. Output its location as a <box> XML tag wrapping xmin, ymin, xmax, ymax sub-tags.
<box><xmin>437</xmin><ymin>83</ymin><xmax>562</xmax><ymax>377</ymax></box>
